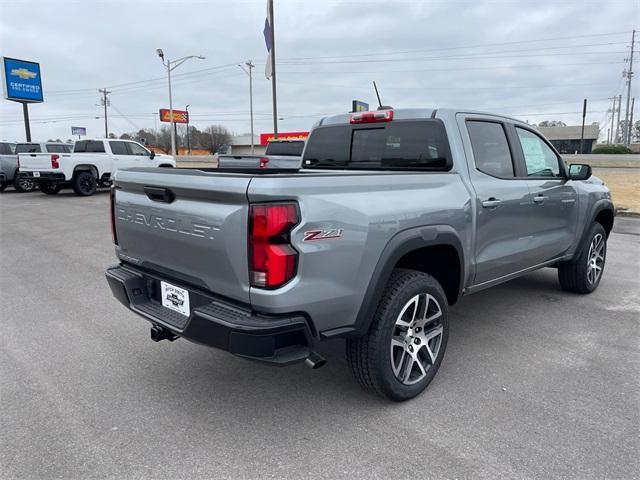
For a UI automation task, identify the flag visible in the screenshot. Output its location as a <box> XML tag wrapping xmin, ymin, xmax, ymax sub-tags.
<box><xmin>264</xmin><ymin>0</ymin><xmax>273</xmax><ymax>79</ymax></box>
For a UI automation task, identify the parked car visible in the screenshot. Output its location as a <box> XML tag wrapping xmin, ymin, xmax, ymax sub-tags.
<box><xmin>1</xmin><ymin>141</ymin><xmax>72</xmax><ymax>192</ymax></box>
<box><xmin>18</xmin><ymin>139</ymin><xmax>175</xmax><ymax>196</ymax></box>
<box><xmin>218</xmin><ymin>139</ymin><xmax>304</xmax><ymax>170</ymax></box>
<box><xmin>105</xmin><ymin>108</ymin><xmax>614</xmax><ymax>401</ymax></box>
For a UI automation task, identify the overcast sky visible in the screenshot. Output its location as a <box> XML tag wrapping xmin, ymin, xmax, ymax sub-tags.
<box><xmin>0</xmin><ymin>0</ymin><xmax>637</xmax><ymax>142</ymax></box>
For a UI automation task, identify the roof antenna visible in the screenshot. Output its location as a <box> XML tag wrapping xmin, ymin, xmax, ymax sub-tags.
<box><xmin>373</xmin><ymin>81</ymin><xmax>392</xmax><ymax>110</ymax></box>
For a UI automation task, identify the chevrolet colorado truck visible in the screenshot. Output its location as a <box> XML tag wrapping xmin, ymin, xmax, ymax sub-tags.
<box><xmin>1</xmin><ymin>141</ymin><xmax>72</xmax><ymax>192</ymax></box>
<box><xmin>18</xmin><ymin>138</ymin><xmax>175</xmax><ymax>196</ymax></box>
<box><xmin>218</xmin><ymin>139</ymin><xmax>304</xmax><ymax>170</ymax></box>
<box><xmin>105</xmin><ymin>108</ymin><xmax>614</xmax><ymax>401</ymax></box>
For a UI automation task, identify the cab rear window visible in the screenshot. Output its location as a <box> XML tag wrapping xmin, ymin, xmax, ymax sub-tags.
<box><xmin>303</xmin><ymin>120</ymin><xmax>452</xmax><ymax>171</ymax></box>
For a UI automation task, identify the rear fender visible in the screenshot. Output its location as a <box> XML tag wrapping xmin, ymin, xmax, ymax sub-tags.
<box><xmin>338</xmin><ymin>225</ymin><xmax>465</xmax><ymax>339</ymax></box>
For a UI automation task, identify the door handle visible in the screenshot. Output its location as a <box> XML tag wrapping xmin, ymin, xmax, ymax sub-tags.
<box><xmin>144</xmin><ymin>186</ymin><xmax>175</xmax><ymax>203</ymax></box>
<box><xmin>481</xmin><ymin>198</ymin><xmax>501</xmax><ymax>208</ymax></box>
<box><xmin>533</xmin><ymin>195</ymin><xmax>548</xmax><ymax>204</ymax></box>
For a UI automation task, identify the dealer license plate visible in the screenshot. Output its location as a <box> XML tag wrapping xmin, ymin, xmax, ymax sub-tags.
<box><xmin>160</xmin><ymin>281</ymin><xmax>190</xmax><ymax>316</ymax></box>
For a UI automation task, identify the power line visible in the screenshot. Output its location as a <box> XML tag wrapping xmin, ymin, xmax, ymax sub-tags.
<box><xmin>280</xmin><ymin>31</ymin><xmax>631</xmax><ymax>61</ymax></box>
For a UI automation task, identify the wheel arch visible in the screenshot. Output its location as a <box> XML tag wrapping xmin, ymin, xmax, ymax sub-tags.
<box><xmin>73</xmin><ymin>164</ymin><xmax>99</xmax><ymax>178</ymax></box>
<box><xmin>346</xmin><ymin>225</ymin><xmax>465</xmax><ymax>339</ymax></box>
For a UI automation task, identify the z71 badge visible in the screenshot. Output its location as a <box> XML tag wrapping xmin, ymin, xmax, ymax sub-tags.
<box><xmin>303</xmin><ymin>229</ymin><xmax>343</xmax><ymax>241</ymax></box>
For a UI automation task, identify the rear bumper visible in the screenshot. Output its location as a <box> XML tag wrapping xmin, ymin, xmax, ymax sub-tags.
<box><xmin>18</xmin><ymin>171</ymin><xmax>66</xmax><ymax>183</ymax></box>
<box><xmin>105</xmin><ymin>264</ymin><xmax>316</xmax><ymax>365</ymax></box>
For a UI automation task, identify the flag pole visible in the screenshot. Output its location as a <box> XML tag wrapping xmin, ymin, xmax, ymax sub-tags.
<box><xmin>269</xmin><ymin>0</ymin><xmax>278</xmax><ymax>139</ymax></box>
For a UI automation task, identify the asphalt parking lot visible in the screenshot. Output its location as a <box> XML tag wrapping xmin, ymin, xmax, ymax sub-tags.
<box><xmin>1</xmin><ymin>189</ymin><xmax>638</xmax><ymax>480</ymax></box>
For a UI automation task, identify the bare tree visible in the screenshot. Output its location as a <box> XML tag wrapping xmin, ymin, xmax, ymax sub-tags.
<box><xmin>196</xmin><ymin>125</ymin><xmax>232</xmax><ymax>154</ymax></box>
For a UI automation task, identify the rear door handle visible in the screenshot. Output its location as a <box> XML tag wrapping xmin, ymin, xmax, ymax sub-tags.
<box><xmin>144</xmin><ymin>186</ymin><xmax>175</xmax><ymax>203</ymax></box>
<box><xmin>533</xmin><ymin>195</ymin><xmax>548</xmax><ymax>204</ymax></box>
<box><xmin>481</xmin><ymin>198</ymin><xmax>501</xmax><ymax>208</ymax></box>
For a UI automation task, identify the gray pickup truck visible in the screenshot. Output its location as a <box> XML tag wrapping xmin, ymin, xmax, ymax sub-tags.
<box><xmin>218</xmin><ymin>139</ymin><xmax>304</xmax><ymax>170</ymax></box>
<box><xmin>105</xmin><ymin>108</ymin><xmax>614</xmax><ymax>401</ymax></box>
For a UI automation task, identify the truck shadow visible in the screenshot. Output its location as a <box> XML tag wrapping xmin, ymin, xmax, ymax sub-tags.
<box><xmin>128</xmin><ymin>267</ymin><xmax>573</xmax><ymax>416</ymax></box>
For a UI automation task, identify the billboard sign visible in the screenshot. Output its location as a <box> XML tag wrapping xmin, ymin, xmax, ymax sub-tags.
<box><xmin>352</xmin><ymin>100</ymin><xmax>369</xmax><ymax>112</ymax></box>
<box><xmin>1</xmin><ymin>57</ymin><xmax>44</xmax><ymax>103</ymax></box>
<box><xmin>71</xmin><ymin>126</ymin><xmax>86</xmax><ymax>136</ymax></box>
<box><xmin>159</xmin><ymin>108</ymin><xmax>189</xmax><ymax>124</ymax></box>
<box><xmin>260</xmin><ymin>131</ymin><xmax>309</xmax><ymax>146</ymax></box>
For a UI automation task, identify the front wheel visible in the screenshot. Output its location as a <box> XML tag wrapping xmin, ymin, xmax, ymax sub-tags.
<box><xmin>346</xmin><ymin>269</ymin><xmax>449</xmax><ymax>401</ymax></box>
<box><xmin>39</xmin><ymin>182</ymin><xmax>62</xmax><ymax>195</ymax></box>
<box><xmin>0</xmin><ymin>180</ymin><xmax>7</xmax><ymax>192</ymax></box>
<box><xmin>13</xmin><ymin>176</ymin><xmax>36</xmax><ymax>193</ymax></box>
<box><xmin>558</xmin><ymin>223</ymin><xmax>607</xmax><ymax>294</ymax></box>
<box><xmin>72</xmin><ymin>171</ymin><xmax>97</xmax><ymax>196</ymax></box>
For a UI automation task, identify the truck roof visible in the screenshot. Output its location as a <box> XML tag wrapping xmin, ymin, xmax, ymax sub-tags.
<box><xmin>317</xmin><ymin>107</ymin><xmax>522</xmax><ymax>127</ymax></box>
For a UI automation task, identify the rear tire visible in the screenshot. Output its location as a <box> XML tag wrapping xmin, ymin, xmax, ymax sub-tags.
<box><xmin>39</xmin><ymin>182</ymin><xmax>62</xmax><ymax>195</ymax></box>
<box><xmin>13</xmin><ymin>175</ymin><xmax>36</xmax><ymax>193</ymax></box>
<box><xmin>346</xmin><ymin>268</ymin><xmax>449</xmax><ymax>401</ymax></box>
<box><xmin>558</xmin><ymin>222</ymin><xmax>607</xmax><ymax>294</ymax></box>
<box><xmin>0</xmin><ymin>180</ymin><xmax>7</xmax><ymax>192</ymax></box>
<box><xmin>72</xmin><ymin>171</ymin><xmax>96</xmax><ymax>196</ymax></box>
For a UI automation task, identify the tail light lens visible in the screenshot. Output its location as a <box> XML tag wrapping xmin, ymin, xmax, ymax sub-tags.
<box><xmin>259</xmin><ymin>157</ymin><xmax>269</xmax><ymax>169</ymax></box>
<box><xmin>51</xmin><ymin>154</ymin><xmax>59</xmax><ymax>169</ymax></box>
<box><xmin>109</xmin><ymin>186</ymin><xmax>118</xmax><ymax>245</ymax></box>
<box><xmin>249</xmin><ymin>203</ymin><xmax>299</xmax><ymax>288</ymax></box>
<box><xmin>350</xmin><ymin>109</ymin><xmax>394</xmax><ymax>124</ymax></box>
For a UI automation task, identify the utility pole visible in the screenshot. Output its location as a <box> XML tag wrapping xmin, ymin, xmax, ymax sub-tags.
<box><xmin>186</xmin><ymin>104</ymin><xmax>191</xmax><ymax>155</ymax></box>
<box><xmin>630</xmin><ymin>97</ymin><xmax>636</xmax><ymax>144</ymax></box>
<box><xmin>99</xmin><ymin>88</ymin><xmax>111</xmax><ymax>138</ymax></box>
<box><xmin>269</xmin><ymin>0</ymin><xmax>278</xmax><ymax>139</ymax></box>
<box><xmin>239</xmin><ymin>61</ymin><xmax>255</xmax><ymax>154</ymax></box>
<box><xmin>609</xmin><ymin>97</ymin><xmax>616</xmax><ymax>144</ymax></box>
<box><xmin>624</xmin><ymin>29</ymin><xmax>636</xmax><ymax>145</ymax></box>
<box><xmin>579</xmin><ymin>98</ymin><xmax>587</xmax><ymax>154</ymax></box>
<box><xmin>615</xmin><ymin>95</ymin><xmax>622</xmax><ymax>144</ymax></box>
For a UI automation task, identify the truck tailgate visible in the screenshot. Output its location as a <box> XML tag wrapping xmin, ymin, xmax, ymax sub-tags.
<box><xmin>113</xmin><ymin>168</ymin><xmax>251</xmax><ymax>304</ymax></box>
<box><xmin>19</xmin><ymin>152</ymin><xmax>63</xmax><ymax>170</ymax></box>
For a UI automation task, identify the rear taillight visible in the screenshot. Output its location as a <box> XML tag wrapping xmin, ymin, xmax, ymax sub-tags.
<box><xmin>349</xmin><ymin>109</ymin><xmax>394</xmax><ymax>124</ymax></box>
<box><xmin>109</xmin><ymin>186</ymin><xmax>118</xmax><ymax>245</ymax></box>
<box><xmin>259</xmin><ymin>157</ymin><xmax>269</xmax><ymax>169</ymax></box>
<box><xmin>249</xmin><ymin>203</ymin><xmax>299</xmax><ymax>288</ymax></box>
<box><xmin>51</xmin><ymin>154</ymin><xmax>59</xmax><ymax>169</ymax></box>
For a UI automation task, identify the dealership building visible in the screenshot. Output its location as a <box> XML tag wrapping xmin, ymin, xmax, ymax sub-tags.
<box><xmin>537</xmin><ymin>125</ymin><xmax>600</xmax><ymax>154</ymax></box>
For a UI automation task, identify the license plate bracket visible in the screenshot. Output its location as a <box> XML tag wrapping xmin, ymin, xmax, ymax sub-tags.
<box><xmin>160</xmin><ymin>281</ymin><xmax>190</xmax><ymax>317</ymax></box>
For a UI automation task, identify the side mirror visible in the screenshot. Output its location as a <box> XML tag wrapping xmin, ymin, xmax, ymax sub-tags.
<box><xmin>149</xmin><ymin>150</ymin><xmax>156</xmax><ymax>160</ymax></box>
<box><xmin>568</xmin><ymin>163</ymin><xmax>591</xmax><ymax>181</ymax></box>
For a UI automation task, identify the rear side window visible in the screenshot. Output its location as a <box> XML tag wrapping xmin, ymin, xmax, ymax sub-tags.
<box><xmin>265</xmin><ymin>141</ymin><xmax>305</xmax><ymax>156</ymax></box>
<box><xmin>46</xmin><ymin>144</ymin><xmax>71</xmax><ymax>153</ymax></box>
<box><xmin>15</xmin><ymin>143</ymin><xmax>41</xmax><ymax>153</ymax></box>
<box><xmin>467</xmin><ymin>121</ymin><xmax>514</xmax><ymax>178</ymax></box>
<box><xmin>515</xmin><ymin>127</ymin><xmax>561</xmax><ymax>177</ymax></box>
<box><xmin>303</xmin><ymin>120</ymin><xmax>451</xmax><ymax>170</ymax></box>
<box><xmin>74</xmin><ymin>141</ymin><xmax>105</xmax><ymax>153</ymax></box>
<box><xmin>109</xmin><ymin>141</ymin><xmax>129</xmax><ymax>155</ymax></box>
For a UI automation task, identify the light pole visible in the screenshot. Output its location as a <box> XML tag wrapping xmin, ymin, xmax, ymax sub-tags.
<box><xmin>238</xmin><ymin>60</ymin><xmax>255</xmax><ymax>154</ymax></box>
<box><xmin>156</xmin><ymin>49</ymin><xmax>205</xmax><ymax>156</ymax></box>
<box><xmin>185</xmin><ymin>104</ymin><xmax>191</xmax><ymax>155</ymax></box>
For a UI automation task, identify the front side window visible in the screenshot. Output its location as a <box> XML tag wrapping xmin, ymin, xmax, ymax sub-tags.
<box><xmin>516</xmin><ymin>128</ymin><xmax>561</xmax><ymax>177</ymax></box>
<box><xmin>126</xmin><ymin>142</ymin><xmax>149</xmax><ymax>156</ymax></box>
<box><xmin>109</xmin><ymin>141</ymin><xmax>129</xmax><ymax>155</ymax></box>
<box><xmin>467</xmin><ymin>121</ymin><xmax>514</xmax><ymax>178</ymax></box>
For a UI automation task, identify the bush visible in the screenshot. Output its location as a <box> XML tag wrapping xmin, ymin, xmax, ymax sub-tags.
<box><xmin>591</xmin><ymin>145</ymin><xmax>634</xmax><ymax>154</ymax></box>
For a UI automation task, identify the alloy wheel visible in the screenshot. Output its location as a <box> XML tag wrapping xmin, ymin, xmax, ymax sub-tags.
<box><xmin>587</xmin><ymin>233</ymin><xmax>605</xmax><ymax>285</ymax></box>
<box><xmin>390</xmin><ymin>293</ymin><xmax>444</xmax><ymax>385</ymax></box>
